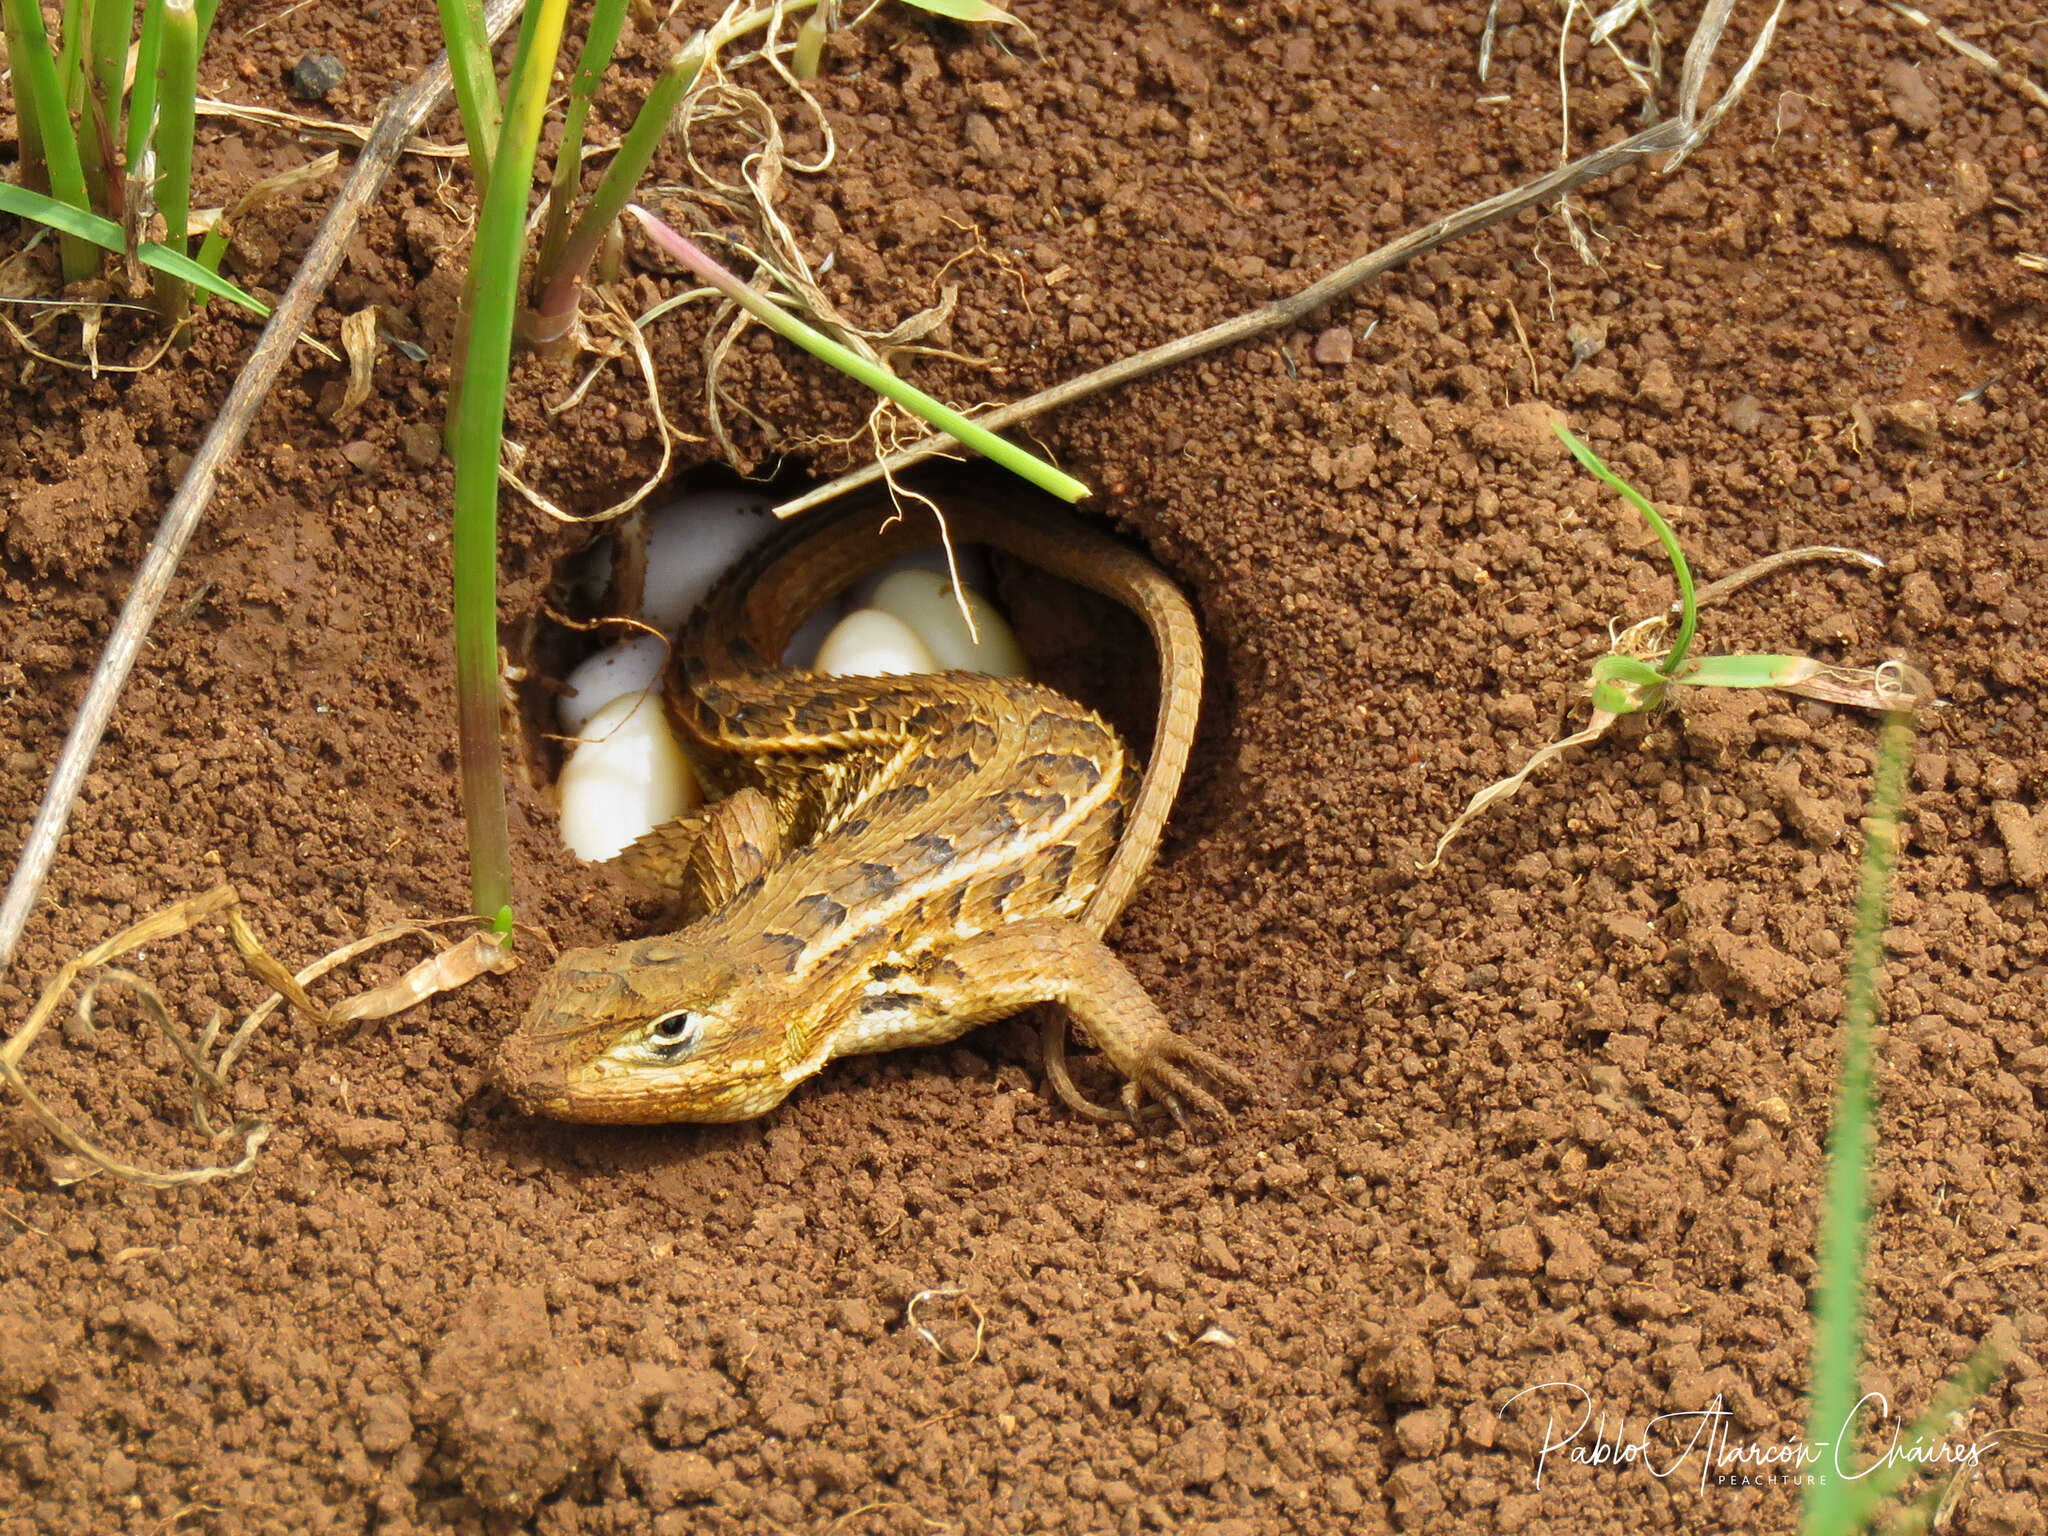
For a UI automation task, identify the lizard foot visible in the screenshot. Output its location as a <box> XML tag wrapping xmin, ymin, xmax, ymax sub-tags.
<box><xmin>1041</xmin><ymin>1009</ymin><xmax>1255</xmax><ymax>1129</ymax></box>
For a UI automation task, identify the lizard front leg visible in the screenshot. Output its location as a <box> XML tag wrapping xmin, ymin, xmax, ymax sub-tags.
<box><xmin>614</xmin><ymin>787</ymin><xmax>784</xmax><ymax>921</ymax></box>
<box><xmin>931</xmin><ymin>920</ymin><xmax>1253</xmax><ymax>1126</ymax></box>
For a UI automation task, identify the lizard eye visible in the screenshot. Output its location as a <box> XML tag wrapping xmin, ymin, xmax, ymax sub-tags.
<box><xmin>645</xmin><ymin>1010</ymin><xmax>705</xmax><ymax>1060</ymax></box>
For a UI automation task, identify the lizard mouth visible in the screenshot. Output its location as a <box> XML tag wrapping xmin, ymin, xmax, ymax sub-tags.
<box><xmin>489</xmin><ymin>1034</ymin><xmax>571</xmax><ymax>1117</ymax></box>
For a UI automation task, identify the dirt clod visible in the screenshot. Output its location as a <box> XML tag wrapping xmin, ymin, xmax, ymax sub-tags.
<box><xmin>420</xmin><ymin>1285</ymin><xmax>636</xmax><ymax>1516</ymax></box>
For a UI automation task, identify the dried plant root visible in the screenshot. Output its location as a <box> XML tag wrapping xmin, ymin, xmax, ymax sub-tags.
<box><xmin>0</xmin><ymin>886</ymin><xmax>518</xmax><ymax>1188</ymax></box>
<box><xmin>1422</xmin><ymin>713</ymin><xmax>1622</xmax><ymax>872</ymax></box>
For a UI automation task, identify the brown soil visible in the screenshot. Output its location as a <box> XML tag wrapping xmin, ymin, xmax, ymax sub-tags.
<box><xmin>3</xmin><ymin>1</ymin><xmax>2046</xmax><ymax>1533</ymax></box>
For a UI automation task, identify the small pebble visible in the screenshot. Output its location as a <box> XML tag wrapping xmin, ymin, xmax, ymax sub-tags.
<box><xmin>399</xmin><ymin>422</ymin><xmax>442</xmax><ymax>469</ymax></box>
<box><xmin>1723</xmin><ymin>394</ymin><xmax>1765</xmax><ymax>436</ymax></box>
<box><xmin>102</xmin><ymin>1451</ymin><xmax>138</xmax><ymax>1497</ymax></box>
<box><xmin>1312</xmin><ymin>327</ymin><xmax>1354</xmax><ymax>366</ymax></box>
<box><xmin>288</xmin><ymin>51</ymin><xmax>347</xmax><ymax>101</ymax></box>
<box><xmin>1566</xmin><ymin>317</ymin><xmax>1609</xmax><ymax>368</ymax></box>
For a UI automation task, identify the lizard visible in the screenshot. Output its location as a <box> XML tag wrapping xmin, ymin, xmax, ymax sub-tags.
<box><xmin>492</xmin><ymin>491</ymin><xmax>1252</xmax><ymax>1126</ymax></box>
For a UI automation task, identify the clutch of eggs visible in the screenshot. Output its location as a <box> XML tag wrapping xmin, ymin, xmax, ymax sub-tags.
<box><xmin>556</xmin><ymin>494</ymin><xmax>1025</xmax><ymax>862</ymax></box>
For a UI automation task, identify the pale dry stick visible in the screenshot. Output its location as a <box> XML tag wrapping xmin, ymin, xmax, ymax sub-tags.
<box><xmin>776</xmin><ymin>0</ymin><xmax>1781</xmax><ymax>519</ymax></box>
<box><xmin>0</xmin><ymin>0</ymin><xmax>528</xmax><ymax>985</ymax></box>
<box><xmin>1668</xmin><ymin>545</ymin><xmax>1884</xmax><ymax>620</ymax></box>
<box><xmin>1880</xmin><ymin>0</ymin><xmax>2048</xmax><ymax>111</ymax></box>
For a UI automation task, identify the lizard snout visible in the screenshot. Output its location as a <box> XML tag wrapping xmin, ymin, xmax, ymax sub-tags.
<box><xmin>490</xmin><ymin>1030</ymin><xmax>571</xmax><ymax>1117</ymax></box>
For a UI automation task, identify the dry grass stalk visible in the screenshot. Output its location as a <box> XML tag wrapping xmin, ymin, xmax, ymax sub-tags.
<box><xmin>0</xmin><ymin>886</ymin><xmax>518</xmax><ymax>1188</ymax></box>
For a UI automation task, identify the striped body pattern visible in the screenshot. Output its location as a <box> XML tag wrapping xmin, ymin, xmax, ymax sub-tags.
<box><xmin>494</xmin><ymin>495</ymin><xmax>1250</xmax><ymax>1126</ymax></box>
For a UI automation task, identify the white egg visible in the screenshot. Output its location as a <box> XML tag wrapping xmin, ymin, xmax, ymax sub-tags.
<box><xmin>812</xmin><ymin>609</ymin><xmax>939</xmax><ymax>677</ymax></box>
<box><xmin>868</xmin><ymin>570</ymin><xmax>1029</xmax><ymax>676</ymax></box>
<box><xmin>845</xmin><ymin>544</ymin><xmax>990</xmax><ymax>610</ymax></box>
<box><xmin>556</xmin><ymin>691</ymin><xmax>701</xmax><ymax>862</ymax></box>
<box><xmin>782</xmin><ymin>597</ymin><xmax>844</xmax><ymax>668</ymax></box>
<box><xmin>638</xmin><ymin>491</ymin><xmax>777</xmax><ymax>637</ymax></box>
<box><xmin>557</xmin><ymin>632</ymin><xmax>670</xmax><ymax>734</ymax></box>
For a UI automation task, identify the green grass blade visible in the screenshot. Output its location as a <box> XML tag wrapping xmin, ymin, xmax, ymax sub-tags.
<box><xmin>83</xmin><ymin>0</ymin><xmax>136</xmax><ymax>210</ymax></box>
<box><xmin>150</xmin><ymin>0</ymin><xmax>198</xmax><ymax>318</ymax></box>
<box><xmin>629</xmin><ymin>204</ymin><xmax>1091</xmax><ymax>503</ymax></box>
<box><xmin>534</xmin><ymin>0</ymin><xmax>630</xmax><ymax>284</ymax></box>
<box><xmin>897</xmin><ymin>0</ymin><xmax>1024</xmax><ymax>22</ymax></box>
<box><xmin>446</xmin><ymin>0</ymin><xmax>572</xmax><ymax>921</ymax></box>
<box><xmin>2</xmin><ymin>1</ymin><xmax>54</xmax><ymax>195</ymax></box>
<box><xmin>3</xmin><ymin>0</ymin><xmax>100</xmax><ymax>280</ymax></box>
<box><xmin>1674</xmin><ymin>654</ymin><xmax>1815</xmax><ymax>689</ymax></box>
<box><xmin>1555</xmin><ymin>422</ymin><xmax>1698</xmax><ymax>673</ymax></box>
<box><xmin>56</xmin><ymin>0</ymin><xmax>85</xmax><ymax>114</ymax></box>
<box><xmin>532</xmin><ymin>34</ymin><xmax>704</xmax><ymax>337</ymax></box>
<box><xmin>0</xmin><ymin>181</ymin><xmax>268</xmax><ymax>312</ymax></box>
<box><xmin>436</xmin><ymin>0</ymin><xmax>502</xmax><ymax>196</ymax></box>
<box><xmin>128</xmin><ymin>0</ymin><xmax>164</xmax><ymax>164</ymax></box>
<box><xmin>1799</xmin><ymin>711</ymin><xmax>1912</xmax><ymax>1536</ymax></box>
<box><xmin>130</xmin><ymin>0</ymin><xmax>211</xmax><ymax>164</ymax></box>
<box><xmin>1587</xmin><ymin>653</ymin><xmax>1666</xmax><ymax>714</ymax></box>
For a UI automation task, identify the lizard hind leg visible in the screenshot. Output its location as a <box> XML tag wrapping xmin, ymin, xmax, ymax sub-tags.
<box><xmin>938</xmin><ymin>920</ymin><xmax>1254</xmax><ymax>1128</ymax></box>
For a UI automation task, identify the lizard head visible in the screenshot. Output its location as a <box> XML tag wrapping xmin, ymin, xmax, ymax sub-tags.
<box><xmin>493</xmin><ymin>933</ymin><xmax>804</xmax><ymax>1123</ymax></box>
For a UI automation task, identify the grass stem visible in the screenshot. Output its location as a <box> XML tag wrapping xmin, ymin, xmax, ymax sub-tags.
<box><xmin>447</xmin><ymin>0</ymin><xmax>572</xmax><ymax>922</ymax></box>
<box><xmin>130</xmin><ymin>0</ymin><xmax>212</xmax><ymax>167</ymax></box>
<box><xmin>529</xmin><ymin>35</ymin><xmax>704</xmax><ymax>342</ymax></box>
<box><xmin>628</xmin><ymin>205</ymin><xmax>1090</xmax><ymax>503</ymax></box>
<box><xmin>436</xmin><ymin>0</ymin><xmax>502</xmax><ymax>198</ymax></box>
<box><xmin>82</xmin><ymin>0</ymin><xmax>135</xmax><ymax>210</ymax></box>
<box><xmin>3</xmin><ymin>0</ymin><xmax>100</xmax><ymax>280</ymax></box>
<box><xmin>533</xmin><ymin>0</ymin><xmax>629</xmax><ymax>289</ymax></box>
<box><xmin>1799</xmin><ymin>710</ymin><xmax>1915</xmax><ymax>1535</ymax></box>
<box><xmin>150</xmin><ymin>0</ymin><xmax>198</xmax><ymax>321</ymax></box>
<box><xmin>1</xmin><ymin>1</ymin><xmax>54</xmax><ymax>195</ymax></box>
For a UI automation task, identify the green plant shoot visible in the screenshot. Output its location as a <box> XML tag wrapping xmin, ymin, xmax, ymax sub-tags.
<box><xmin>2</xmin><ymin>0</ymin><xmax>99</xmax><ymax>280</ymax></box>
<box><xmin>0</xmin><ymin>183</ymin><xmax>267</xmax><ymax>311</ymax></box>
<box><xmin>1798</xmin><ymin>712</ymin><xmax>2006</xmax><ymax>1535</ymax></box>
<box><xmin>435</xmin><ymin>0</ymin><xmax>502</xmax><ymax>198</ymax></box>
<box><xmin>527</xmin><ymin>31</ymin><xmax>708</xmax><ymax>344</ymax></box>
<box><xmin>532</xmin><ymin>0</ymin><xmax>632</xmax><ymax>289</ymax></box>
<box><xmin>1423</xmin><ymin>423</ymin><xmax>1932</xmax><ymax>870</ymax></box>
<box><xmin>150</xmin><ymin>0</ymin><xmax>200</xmax><ymax>321</ymax></box>
<box><xmin>1554</xmin><ymin>420</ymin><xmax>1696</xmax><ymax>674</ymax></box>
<box><xmin>629</xmin><ymin>204</ymin><xmax>1091</xmax><ymax>503</ymax></box>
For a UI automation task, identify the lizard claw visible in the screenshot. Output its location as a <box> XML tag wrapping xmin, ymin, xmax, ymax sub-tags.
<box><xmin>1042</xmin><ymin>1011</ymin><xmax>1253</xmax><ymax>1129</ymax></box>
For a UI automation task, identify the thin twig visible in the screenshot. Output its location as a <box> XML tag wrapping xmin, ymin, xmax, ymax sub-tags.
<box><xmin>194</xmin><ymin>98</ymin><xmax>472</xmax><ymax>157</ymax></box>
<box><xmin>0</xmin><ymin>0</ymin><xmax>528</xmax><ymax>985</ymax></box>
<box><xmin>777</xmin><ymin>0</ymin><xmax>1776</xmax><ymax>518</ymax></box>
<box><xmin>1681</xmin><ymin>545</ymin><xmax>1885</xmax><ymax>618</ymax></box>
